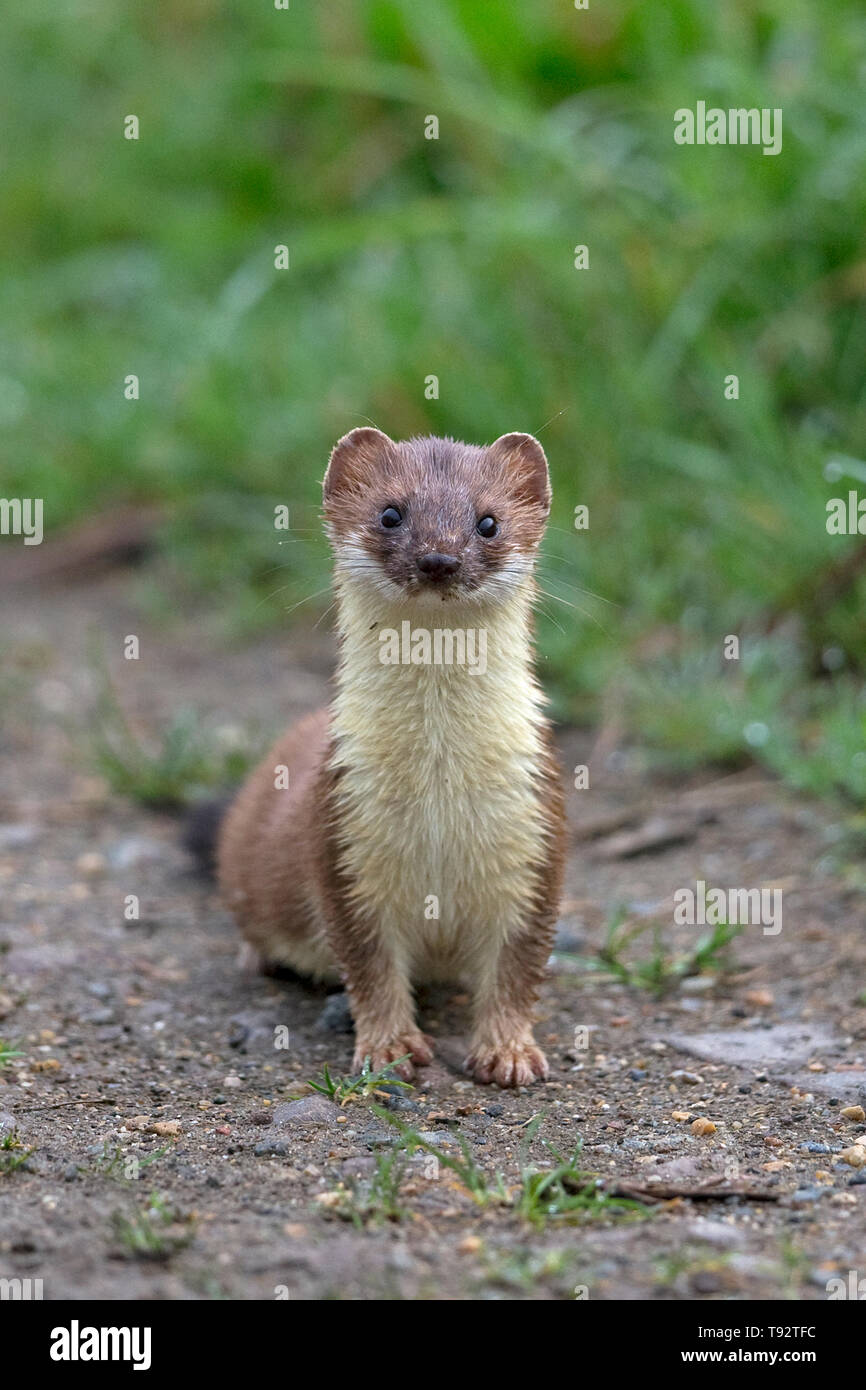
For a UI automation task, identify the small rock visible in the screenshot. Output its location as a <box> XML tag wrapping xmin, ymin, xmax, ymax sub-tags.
<box><xmin>315</xmin><ymin>993</ymin><xmax>354</xmax><ymax>1034</ymax></box>
<box><xmin>75</xmin><ymin>852</ymin><xmax>106</xmax><ymax>877</ymax></box>
<box><xmin>148</xmin><ymin>1121</ymin><xmax>181</xmax><ymax>1137</ymax></box>
<box><xmin>80</xmin><ymin>1007</ymin><xmax>115</xmax><ymax>1026</ymax></box>
<box><xmin>671</xmin><ymin>1070</ymin><xmax>702</xmax><ymax>1085</ymax></box>
<box><xmin>838</xmin><ymin>1144</ymin><xmax>866</xmax><ymax>1168</ymax></box>
<box><xmin>0</xmin><ymin>823</ymin><xmax>41</xmax><ymax>849</ymax></box>
<box><xmin>0</xmin><ymin>1112</ymin><xmax>19</xmax><ymax>1139</ymax></box>
<box><xmin>255</xmin><ymin>1139</ymin><xmax>289</xmax><ymax>1157</ymax></box>
<box><xmin>841</xmin><ymin>1105</ymin><xmax>866</xmax><ymax>1122</ymax></box>
<box><xmin>223</xmin><ymin>1075</ymin><xmax>243</xmax><ymax>1089</ymax></box>
<box><xmin>457</xmin><ymin>1236</ymin><xmax>482</xmax><ymax>1254</ymax></box>
<box><xmin>628</xmin><ymin>1069</ymin><xmax>647</xmax><ymax>1081</ymax></box>
<box><xmin>271</xmin><ymin>1096</ymin><xmax>341</xmax><ymax>1129</ymax></box>
<box><xmin>691</xmin><ymin>1118</ymin><xmax>716</xmax><ymax>1137</ymax></box>
<box><xmin>691</xmin><ymin>1270</ymin><xmax>722</xmax><ymax>1294</ymax></box>
<box><xmin>801</xmin><ymin>1142</ymin><xmax>831</xmax><ymax>1154</ymax></box>
<box><xmin>108</xmin><ymin>835</ymin><xmax>167</xmax><ymax>870</ymax></box>
<box><xmin>744</xmin><ymin>989</ymin><xmax>774</xmax><ymax>1008</ymax></box>
<box><xmin>789</xmin><ymin>1187</ymin><xmax>825</xmax><ymax>1206</ymax></box>
<box><xmin>679</xmin><ymin>976</ymin><xmax>716</xmax><ymax>994</ymax></box>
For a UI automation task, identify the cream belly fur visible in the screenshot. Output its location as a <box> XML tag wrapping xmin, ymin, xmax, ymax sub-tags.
<box><xmin>328</xmin><ymin>577</ymin><xmax>550</xmax><ymax>987</ymax></box>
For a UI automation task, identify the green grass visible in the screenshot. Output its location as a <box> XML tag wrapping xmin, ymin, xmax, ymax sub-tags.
<box><xmin>305</xmin><ymin>1056</ymin><xmax>414</xmax><ymax>1105</ymax></box>
<box><xmin>0</xmin><ymin>1042</ymin><xmax>23</xmax><ymax>1068</ymax></box>
<box><xmin>375</xmin><ymin>1104</ymin><xmax>511</xmax><ymax>1208</ymax></box>
<box><xmin>3</xmin><ymin>1</ymin><xmax>865</xmax><ymax>797</ymax></box>
<box><xmin>0</xmin><ymin>1130</ymin><xmax>34</xmax><ymax>1176</ymax></box>
<box><xmin>559</xmin><ymin>905</ymin><xmax>741</xmax><ymax>995</ymax></box>
<box><xmin>320</xmin><ymin>1148</ymin><xmax>410</xmax><ymax>1227</ymax></box>
<box><xmin>372</xmin><ymin>1108</ymin><xmax>642</xmax><ymax>1226</ymax></box>
<box><xmin>92</xmin><ymin>1142</ymin><xmax>170</xmax><ymax>1183</ymax></box>
<box><xmin>111</xmin><ymin>1191</ymin><xmax>196</xmax><ymax>1260</ymax></box>
<box><xmin>89</xmin><ymin>659</ymin><xmax>256</xmax><ymax>808</ymax></box>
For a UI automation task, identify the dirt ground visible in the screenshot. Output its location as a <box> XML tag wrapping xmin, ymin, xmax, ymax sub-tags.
<box><xmin>2</xmin><ymin>568</ymin><xmax>866</xmax><ymax>1302</ymax></box>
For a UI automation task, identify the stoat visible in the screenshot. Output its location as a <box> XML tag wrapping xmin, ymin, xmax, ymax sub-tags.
<box><xmin>217</xmin><ymin>428</ymin><xmax>566</xmax><ymax>1087</ymax></box>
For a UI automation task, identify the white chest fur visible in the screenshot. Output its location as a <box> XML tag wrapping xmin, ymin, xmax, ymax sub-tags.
<box><xmin>328</xmin><ymin>578</ymin><xmax>550</xmax><ymax>982</ymax></box>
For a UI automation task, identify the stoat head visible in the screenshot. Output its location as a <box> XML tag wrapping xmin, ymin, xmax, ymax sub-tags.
<box><xmin>322</xmin><ymin>429</ymin><xmax>551</xmax><ymax>606</ymax></box>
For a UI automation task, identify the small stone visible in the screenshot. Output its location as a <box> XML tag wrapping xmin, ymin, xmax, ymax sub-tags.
<box><xmin>801</xmin><ymin>1142</ymin><xmax>831</xmax><ymax>1154</ymax></box>
<box><xmin>148</xmin><ymin>1121</ymin><xmax>181</xmax><ymax>1137</ymax></box>
<box><xmin>838</xmin><ymin>1144</ymin><xmax>866</xmax><ymax>1168</ymax></box>
<box><xmin>75</xmin><ymin>852</ymin><xmax>106</xmax><ymax>877</ymax></box>
<box><xmin>744</xmin><ymin>989</ymin><xmax>774</xmax><ymax>1008</ymax></box>
<box><xmin>108</xmin><ymin>835</ymin><xmax>166</xmax><ymax>870</ymax></box>
<box><xmin>315</xmin><ymin>993</ymin><xmax>354</xmax><ymax>1034</ymax></box>
<box><xmin>680</xmin><ymin>976</ymin><xmax>716</xmax><ymax>994</ymax></box>
<box><xmin>691</xmin><ymin>1118</ymin><xmax>716</xmax><ymax>1137</ymax></box>
<box><xmin>841</xmin><ymin>1105</ymin><xmax>866</xmax><ymax>1122</ymax></box>
<box><xmin>671</xmin><ymin>1111</ymin><xmax>692</xmax><ymax>1123</ymax></box>
<box><xmin>670</xmin><ymin>1070</ymin><xmax>702</xmax><ymax>1085</ymax></box>
<box><xmin>691</xmin><ymin>1270</ymin><xmax>722</xmax><ymax>1293</ymax></box>
<box><xmin>0</xmin><ymin>1112</ymin><xmax>19</xmax><ymax>1139</ymax></box>
<box><xmin>457</xmin><ymin>1235</ymin><xmax>482</xmax><ymax>1254</ymax></box>
<box><xmin>790</xmin><ymin>1187</ymin><xmax>824</xmax><ymax>1206</ymax></box>
<box><xmin>80</xmin><ymin>1007</ymin><xmax>115</xmax><ymax>1026</ymax></box>
<box><xmin>255</xmin><ymin>1139</ymin><xmax>289</xmax><ymax>1157</ymax></box>
<box><xmin>63</xmin><ymin>1165</ymin><xmax>79</xmax><ymax>1182</ymax></box>
<box><xmin>271</xmin><ymin>1096</ymin><xmax>341</xmax><ymax>1129</ymax></box>
<box><xmin>628</xmin><ymin>1069</ymin><xmax>647</xmax><ymax>1081</ymax></box>
<box><xmin>223</xmin><ymin>1075</ymin><xmax>242</xmax><ymax>1089</ymax></box>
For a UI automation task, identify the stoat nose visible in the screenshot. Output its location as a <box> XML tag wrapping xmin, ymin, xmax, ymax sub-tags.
<box><xmin>417</xmin><ymin>551</ymin><xmax>461</xmax><ymax>584</ymax></box>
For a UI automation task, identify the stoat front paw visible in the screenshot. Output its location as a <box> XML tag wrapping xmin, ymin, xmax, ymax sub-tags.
<box><xmin>465</xmin><ymin>1038</ymin><xmax>549</xmax><ymax>1088</ymax></box>
<box><xmin>352</xmin><ymin>1031</ymin><xmax>434</xmax><ymax>1081</ymax></box>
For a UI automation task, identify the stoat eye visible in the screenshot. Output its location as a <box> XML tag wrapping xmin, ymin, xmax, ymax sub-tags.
<box><xmin>380</xmin><ymin>506</ymin><xmax>403</xmax><ymax>528</ymax></box>
<box><xmin>476</xmin><ymin>515</ymin><xmax>498</xmax><ymax>538</ymax></box>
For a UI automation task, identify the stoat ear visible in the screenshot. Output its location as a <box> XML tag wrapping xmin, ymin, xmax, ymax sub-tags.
<box><xmin>323</xmin><ymin>427</ymin><xmax>395</xmax><ymax>500</ymax></box>
<box><xmin>488</xmin><ymin>432</ymin><xmax>551</xmax><ymax>514</ymax></box>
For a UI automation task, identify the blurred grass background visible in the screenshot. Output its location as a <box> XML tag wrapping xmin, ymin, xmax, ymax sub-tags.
<box><xmin>2</xmin><ymin>0</ymin><xmax>865</xmax><ymax>803</ymax></box>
